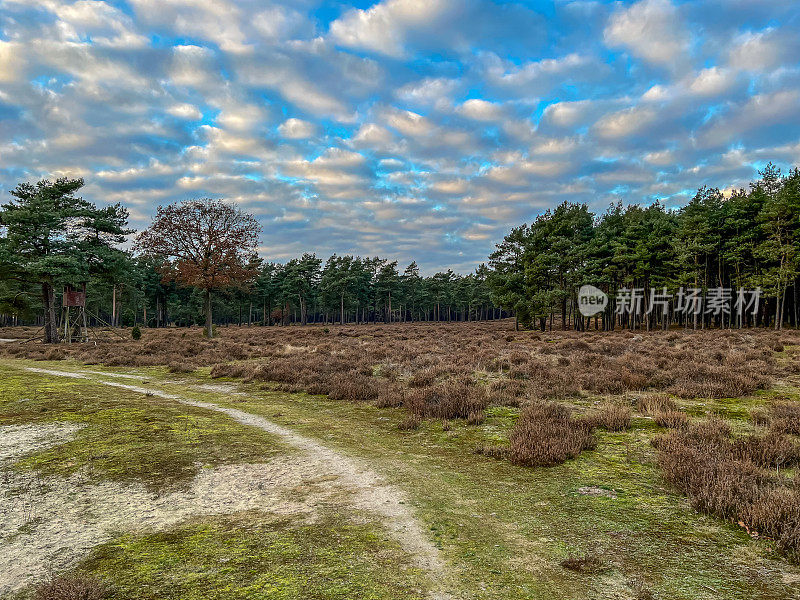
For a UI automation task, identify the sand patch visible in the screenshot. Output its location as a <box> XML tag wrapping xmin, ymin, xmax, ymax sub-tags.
<box><xmin>0</xmin><ymin>422</ymin><xmax>85</xmax><ymax>463</ymax></box>
<box><xmin>0</xmin><ymin>421</ymin><xmax>340</xmax><ymax>595</ymax></box>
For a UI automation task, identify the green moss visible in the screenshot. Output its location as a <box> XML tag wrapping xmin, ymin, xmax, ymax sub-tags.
<box><xmin>77</xmin><ymin>512</ymin><xmax>427</xmax><ymax>600</ymax></box>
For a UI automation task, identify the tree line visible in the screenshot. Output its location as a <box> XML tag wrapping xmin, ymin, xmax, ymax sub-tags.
<box><xmin>0</xmin><ymin>180</ymin><xmax>500</xmax><ymax>341</ymax></box>
<box><xmin>488</xmin><ymin>163</ymin><xmax>800</xmax><ymax>330</ymax></box>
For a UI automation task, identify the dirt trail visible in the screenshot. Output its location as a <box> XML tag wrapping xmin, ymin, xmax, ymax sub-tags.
<box><xmin>24</xmin><ymin>366</ymin><xmax>453</xmax><ymax>599</ymax></box>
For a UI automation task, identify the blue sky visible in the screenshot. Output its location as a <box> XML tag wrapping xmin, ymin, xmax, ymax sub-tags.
<box><xmin>1</xmin><ymin>0</ymin><xmax>799</xmax><ymax>273</ymax></box>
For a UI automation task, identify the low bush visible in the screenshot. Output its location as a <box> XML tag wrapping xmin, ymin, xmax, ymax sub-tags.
<box><xmin>653</xmin><ymin>410</ymin><xmax>689</xmax><ymax>429</ymax></box>
<box><xmin>589</xmin><ymin>402</ymin><xmax>631</xmax><ymax>431</ymax></box>
<box><xmin>560</xmin><ymin>552</ymin><xmax>609</xmax><ymax>574</ymax></box>
<box><xmin>636</xmin><ymin>393</ymin><xmax>677</xmax><ymax>414</ymax></box>
<box><xmin>769</xmin><ymin>402</ymin><xmax>800</xmax><ymax>435</ymax></box>
<box><xmin>654</xmin><ymin>418</ymin><xmax>800</xmax><ymax>561</ymax></box>
<box><xmin>508</xmin><ymin>402</ymin><xmax>596</xmax><ymax>467</ymax></box>
<box><xmin>35</xmin><ymin>574</ymin><xmax>107</xmax><ymax>600</ymax></box>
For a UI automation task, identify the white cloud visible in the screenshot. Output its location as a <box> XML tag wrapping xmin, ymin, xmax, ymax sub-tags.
<box><xmin>688</xmin><ymin>67</ymin><xmax>735</xmax><ymax>97</ymax></box>
<box><xmin>698</xmin><ymin>89</ymin><xmax>800</xmax><ymax>147</ymax></box>
<box><xmin>167</xmin><ymin>103</ymin><xmax>203</xmax><ymax>120</ymax></box>
<box><xmin>593</xmin><ymin>106</ymin><xmax>657</xmax><ymax>139</ymax></box>
<box><xmin>728</xmin><ymin>28</ymin><xmax>799</xmax><ymax>72</ymax></box>
<box><xmin>604</xmin><ymin>0</ymin><xmax>688</xmax><ymax>66</ymax></box>
<box><xmin>457</xmin><ymin>99</ymin><xmax>504</xmax><ymax>121</ymax></box>
<box><xmin>431</xmin><ymin>179</ymin><xmax>469</xmax><ymax>194</ymax></box>
<box><xmin>0</xmin><ymin>41</ymin><xmax>22</xmax><ymax>83</ymax></box>
<box><xmin>278</xmin><ymin>118</ymin><xmax>317</xmax><ymax>139</ymax></box>
<box><xmin>252</xmin><ymin>6</ymin><xmax>311</xmax><ymax>41</ymax></box>
<box><xmin>383</xmin><ymin>108</ymin><xmax>434</xmax><ymax>138</ymax></box>
<box><xmin>542</xmin><ymin>100</ymin><xmax>593</xmax><ymax>128</ymax></box>
<box><xmin>129</xmin><ymin>0</ymin><xmax>248</xmax><ymax>52</ymax></box>
<box><xmin>396</xmin><ymin>77</ymin><xmax>459</xmax><ymax>106</ymax></box>
<box><xmin>644</xmin><ymin>150</ymin><xmax>675</xmax><ymax>166</ymax></box>
<box><xmin>329</xmin><ymin>0</ymin><xmax>451</xmax><ymax>57</ymax></box>
<box><xmin>352</xmin><ymin>123</ymin><xmax>395</xmax><ymax>146</ymax></box>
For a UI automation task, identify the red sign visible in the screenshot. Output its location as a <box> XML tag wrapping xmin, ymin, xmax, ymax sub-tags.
<box><xmin>63</xmin><ymin>286</ymin><xmax>86</xmax><ymax>307</ymax></box>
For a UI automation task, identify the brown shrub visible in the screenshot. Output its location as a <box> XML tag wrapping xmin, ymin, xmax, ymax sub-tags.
<box><xmin>474</xmin><ymin>444</ymin><xmax>510</xmax><ymax>460</ymax></box>
<box><xmin>653</xmin><ymin>410</ymin><xmax>689</xmax><ymax>429</ymax></box>
<box><xmin>637</xmin><ymin>393</ymin><xmax>677</xmax><ymax>414</ymax></box>
<box><xmin>398</xmin><ymin>413</ymin><xmax>421</xmax><ymax>430</ymax></box>
<box><xmin>405</xmin><ymin>379</ymin><xmax>488</xmax><ymax>420</ymax></box>
<box><xmin>560</xmin><ymin>552</ymin><xmax>608</xmax><ymax>574</ymax></box>
<box><xmin>35</xmin><ymin>574</ymin><xmax>107</xmax><ymax>600</ymax></box>
<box><xmin>375</xmin><ymin>386</ymin><xmax>404</xmax><ymax>408</ymax></box>
<box><xmin>589</xmin><ymin>403</ymin><xmax>631</xmax><ymax>431</ymax></box>
<box><xmin>769</xmin><ymin>402</ymin><xmax>800</xmax><ymax>435</ymax></box>
<box><xmin>655</xmin><ymin>418</ymin><xmax>800</xmax><ymax>561</ymax></box>
<box><xmin>743</xmin><ymin>488</ymin><xmax>800</xmax><ymax>561</ymax></box>
<box><xmin>732</xmin><ymin>431</ymin><xmax>800</xmax><ymax>468</ymax></box>
<box><xmin>326</xmin><ymin>373</ymin><xmax>380</xmax><ymax>403</ymax></box>
<box><xmin>466</xmin><ymin>410</ymin><xmax>486</xmax><ymax>426</ymax></box>
<box><xmin>668</xmin><ymin>364</ymin><xmax>767</xmax><ymax>399</ymax></box>
<box><xmin>750</xmin><ymin>407</ymin><xmax>771</xmax><ymax>427</ymax></box>
<box><xmin>508</xmin><ymin>402</ymin><xmax>596</xmax><ymax>467</ymax></box>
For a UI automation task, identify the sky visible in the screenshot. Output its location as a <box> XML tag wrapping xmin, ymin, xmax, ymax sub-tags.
<box><xmin>1</xmin><ymin>0</ymin><xmax>799</xmax><ymax>273</ymax></box>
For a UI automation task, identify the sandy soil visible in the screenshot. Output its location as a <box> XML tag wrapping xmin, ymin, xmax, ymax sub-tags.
<box><xmin>15</xmin><ymin>367</ymin><xmax>453</xmax><ymax>599</ymax></box>
<box><xmin>1</xmin><ymin>421</ymin><xmax>347</xmax><ymax>595</ymax></box>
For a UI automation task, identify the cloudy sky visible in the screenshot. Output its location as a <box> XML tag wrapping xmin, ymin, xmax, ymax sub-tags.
<box><xmin>1</xmin><ymin>0</ymin><xmax>799</xmax><ymax>272</ymax></box>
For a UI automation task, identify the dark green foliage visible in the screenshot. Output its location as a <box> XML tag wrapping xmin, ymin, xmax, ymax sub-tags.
<box><xmin>0</xmin><ymin>178</ymin><xmax>130</xmax><ymax>341</ymax></box>
<box><xmin>489</xmin><ymin>164</ymin><xmax>800</xmax><ymax>330</ymax></box>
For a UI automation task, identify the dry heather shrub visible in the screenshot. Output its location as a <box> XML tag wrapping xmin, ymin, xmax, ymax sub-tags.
<box><xmin>743</xmin><ymin>488</ymin><xmax>800</xmax><ymax>561</ymax></box>
<box><xmin>408</xmin><ymin>366</ymin><xmax>446</xmax><ymax>387</ymax></box>
<box><xmin>655</xmin><ymin>418</ymin><xmax>800</xmax><ymax>561</ymax></box>
<box><xmin>35</xmin><ymin>574</ymin><xmax>107</xmax><ymax>600</ymax></box>
<box><xmin>375</xmin><ymin>386</ymin><xmax>404</xmax><ymax>408</ymax></box>
<box><xmin>750</xmin><ymin>407</ymin><xmax>771</xmax><ymax>427</ymax></box>
<box><xmin>637</xmin><ymin>394</ymin><xmax>677</xmax><ymax>414</ymax></box>
<box><xmin>668</xmin><ymin>363</ymin><xmax>768</xmax><ymax>399</ymax></box>
<box><xmin>769</xmin><ymin>402</ymin><xmax>800</xmax><ymax>435</ymax></box>
<box><xmin>486</xmin><ymin>379</ymin><xmax>526</xmax><ymax>407</ymax></box>
<box><xmin>398</xmin><ymin>413</ymin><xmax>421</xmax><ymax>430</ymax></box>
<box><xmin>653</xmin><ymin>410</ymin><xmax>689</xmax><ymax>429</ymax></box>
<box><xmin>467</xmin><ymin>410</ymin><xmax>486</xmax><ymax>425</ymax></box>
<box><xmin>405</xmin><ymin>379</ymin><xmax>489</xmax><ymax>420</ymax></box>
<box><xmin>589</xmin><ymin>403</ymin><xmax>631</xmax><ymax>431</ymax></box>
<box><xmin>508</xmin><ymin>402</ymin><xmax>596</xmax><ymax>467</ymax></box>
<box><xmin>732</xmin><ymin>431</ymin><xmax>800</xmax><ymax>469</ymax></box>
<box><xmin>326</xmin><ymin>373</ymin><xmax>380</xmax><ymax>403</ymax></box>
<box><xmin>560</xmin><ymin>552</ymin><xmax>608</xmax><ymax>574</ymax></box>
<box><xmin>474</xmin><ymin>444</ymin><xmax>510</xmax><ymax>459</ymax></box>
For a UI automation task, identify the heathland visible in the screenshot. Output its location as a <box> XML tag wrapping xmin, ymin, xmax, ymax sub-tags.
<box><xmin>2</xmin><ymin>321</ymin><xmax>800</xmax><ymax>599</ymax></box>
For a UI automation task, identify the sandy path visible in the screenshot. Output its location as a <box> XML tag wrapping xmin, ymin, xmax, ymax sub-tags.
<box><xmin>24</xmin><ymin>366</ymin><xmax>453</xmax><ymax>599</ymax></box>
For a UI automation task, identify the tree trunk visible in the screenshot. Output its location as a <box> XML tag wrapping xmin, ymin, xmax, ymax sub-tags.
<box><xmin>204</xmin><ymin>288</ymin><xmax>213</xmax><ymax>338</ymax></box>
<box><xmin>42</xmin><ymin>281</ymin><xmax>59</xmax><ymax>344</ymax></box>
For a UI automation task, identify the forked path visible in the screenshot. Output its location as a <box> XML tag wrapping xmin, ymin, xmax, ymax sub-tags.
<box><xmin>24</xmin><ymin>367</ymin><xmax>454</xmax><ymax>599</ymax></box>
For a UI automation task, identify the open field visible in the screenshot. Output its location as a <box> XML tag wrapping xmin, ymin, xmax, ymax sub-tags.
<box><xmin>3</xmin><ymin>321</ymin><xmax>800</xmax><ymax>599</ymax></box>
